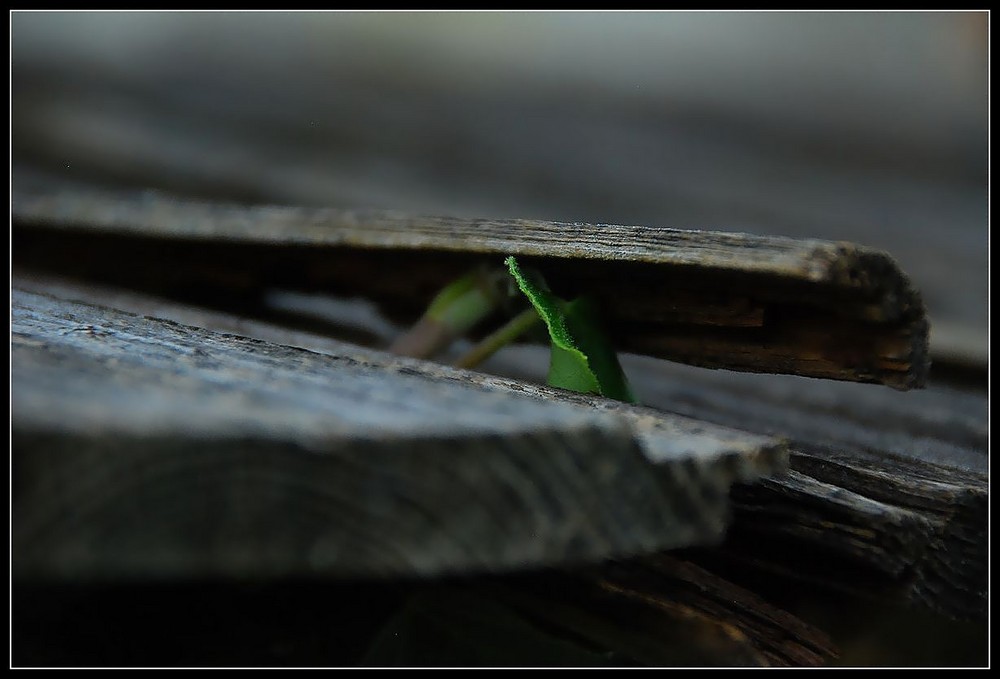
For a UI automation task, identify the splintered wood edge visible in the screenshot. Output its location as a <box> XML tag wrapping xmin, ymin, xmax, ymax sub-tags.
<box><xmin>11</xmin><ymin>287</ymin><xmax>789</xmax><ymax>580</ymax></box>
<box><xmin>725</xmin><ymin>452</ymin><xmax>987</xmax><ymax>621</ymax></box>
<box><xmin>11</xmin><ymin>181</ymin><xmax>930</xmax><ymax>389</ymax></box>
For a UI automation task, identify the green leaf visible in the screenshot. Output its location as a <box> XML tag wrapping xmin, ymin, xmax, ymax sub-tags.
<box><xmin>505</xmin><ymin>256</ymin><xmax>636</xmax><ymax>403</ymax></box>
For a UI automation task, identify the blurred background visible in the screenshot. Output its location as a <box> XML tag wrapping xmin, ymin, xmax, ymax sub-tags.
<box><xmin>11</xmin><ymin>11</ymin><xmax>988</xmax><ymax>373</ymax></box>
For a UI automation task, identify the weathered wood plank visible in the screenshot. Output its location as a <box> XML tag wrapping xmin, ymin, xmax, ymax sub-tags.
<box><xmin>14</xmin><ymin>273</ymin><xmax>984</xmax><ymax>620</ymax></box>
<box><xmin>124</xmin><ymin>274</ymin><xmax>985</xmax><ymax>618</ymax></box>
<box><xmin>10</xmin><ymin>15</ymin><xmax>987</xmax><ymax>374</ymax></box>
<box><xmin>619</xmin><ymin>353</ymin><xmax>986</xmax><ymax>621</ymax></box>
<box><xmin>12</xmin><ymin>287</ymin><xmax>787</xmax><ymax>581</ymax></box>
<box><xmin>12</xmin><ymin>275</ymin><xmax>981</xmax><ymax>618</ymax></box>
<box><xmin>12</xmin><ymin>273</ymin><xmax>787</xmax><ymax>492</ymax></box>
<box><xmin>12</xmin><ymin>179</ymin><xmax>929</xmax><ymax>388</ymax></box>
<box><xmin>613</xmin><ymin>356</ymin><xmax>987</xmax><ymax>621</ymax></box>
<box><xmin>10</xmin><ymin>276</ymin><xmax>983</xmax><ymax>662</ymax></box>
<box><xmin>13</xmin><ymin>272</ymin><xmax>790</xmax><ymax>556</ymax></box>
<box><xmin>781</xmin><ymin>452</ymin><xmax>986</xmax><ymax>621</ymax></box>
<box><xmin>623</xmin><ymin>355</ymin><xmax>986</xmax><ymax>472</ymax></box>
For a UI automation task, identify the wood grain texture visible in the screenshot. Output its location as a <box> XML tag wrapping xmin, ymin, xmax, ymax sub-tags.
<box><xmin>10</xmin><ymin>18</ymin><xmax>987</xmax><ymax>373</ymax></box>
<box><xmin>784</xmin><ymin>452</ymin><xmax>987</xmax><ymax>621</ymax></box>
<box><xmin>615</xmin><ymin>356</ymin><xmax>987</xmax><ymax>621</ymax></box>
<box><xmin>720</xmin><ymin>460</ymin><xmax>987</xmax><ymax>622</ymax></box>
<box><xmin>11</xmin><ymin>287</ymin><xmax>787</xmax><ymax>581</ymax></box>
<box><xmin>623</xmin><ymin>355</ymin><xmax>986</xmax><ymax>473</ymax></box>
<box><xmin>15</xmin><ymin>274</ymin><xmax>976</xmax><ymax>618</ymax></box>
<box><xmin>12</xmin><ymin>272</ymin><xmax>787</xmax><ymax>515</ymax></box>
<box><xmin>12</xmin><ymin>178</ymin><xmax>929</xmax><ymax>388</ymax></box>
<box><xmin>11</xmin><ymin>274</ymin><xmax>982</xmax><ymax>619</ymax></box>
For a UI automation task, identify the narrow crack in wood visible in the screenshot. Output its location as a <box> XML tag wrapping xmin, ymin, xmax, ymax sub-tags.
<box><xmin>12</xmin><ymin>178</ymin><xmax>929</xmax><ymax>388</ymax></box>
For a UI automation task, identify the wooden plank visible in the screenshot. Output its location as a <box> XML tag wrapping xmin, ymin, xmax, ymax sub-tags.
<box><xmin>12</xmin><ymin>273</ymin><xmax>787</xmax><ymax>490</ymax></box>
<box><xmin>11</xmin><ymin>16</ymin><xmax>986</xmax><ymax>373</ymax></box>
<box><xmin>720</xmin><ymin>465</ymin><xmax>984</xmax><ymax>621</ymax></box>
<box><xmin>524</xmin><ymin>356</ymin><xmax>987</xmax><ymax>622</ymax></box>
<box><xmin>198</xmin><ymin>276</ymin><xmax>992</xmax><ymax>618</ymax></box>
<box><xmin>611</xmin><ymin>357</ymin><xmax>987</xmax><ymax>621</ymax></box>
<box><xmin>12</xmin><ymin>274</ymin><xmax>982</xmax><ymax>619</ymax></box>
<box><xmin>623</xmin><ymin>355</ymin><xmax>987</xmax><ymax>473</ymax></box>
<box><xmin>12</xmin><ymin>178</ymin><xmax>929</xmax><ymax>389</ymax></box>
<box><xmin>11</xmin><ymin>287</ymin><xmax>787</xmax><ymax>581</ymax></box>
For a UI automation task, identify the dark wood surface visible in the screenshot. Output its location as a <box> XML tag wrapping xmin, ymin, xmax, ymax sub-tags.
<box><xmin>611</xmin><ymin>358</ymin><xmax>987</xmax><ymax>622</ymax></box>
<box><xmin>13</xmin><ymin>180</ymin><xmax>929</xmax><ymax>389</ymax></box>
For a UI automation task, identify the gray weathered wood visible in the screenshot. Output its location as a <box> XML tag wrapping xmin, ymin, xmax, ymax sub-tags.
<box><xmin>11</xmin><ymin>14</ymin><xmax>987</xmax><ymax>375</ymax></box>
<box><xmin>623</xmin><ymin>355</ymin><xmax>986</xmax><ymax>472</ymax></box>
<box><xmin>12</xmin><ymin>179</ymin><xmax>929</xmax><ymax>388</ymax></box>
<box><xmin>12</xmin><ymin>274</ymin><xmax>982</xmax><ymax>620</ymax></box>
<box><xmin>129</xmin><ymin>274</ymin><xmax>987</xmax><ymax>619</ymax></box>
<box><xmin>12</xmin><ymin>287</ymin><xmax>787</xmax><ymax>581</ymax></box>
<box><xmin>13</xmin><ymin>273</ymin><xmax>787</xmax><ymax>494</ymax></box>
<box><xmin>728</xmin><ymin>452</ymin><xmax>988</xmax><ymax>622</ymax></box>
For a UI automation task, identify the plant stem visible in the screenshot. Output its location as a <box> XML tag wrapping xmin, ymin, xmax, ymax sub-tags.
<box><xmin>454</xmin><ymin>308</ymin><xmax>541</xmax><ymax>369</ymax></box>
<box><xmin>389</xmin><ymin>269</ymin><xmax>504</xmax><ymax>359</ymax></box>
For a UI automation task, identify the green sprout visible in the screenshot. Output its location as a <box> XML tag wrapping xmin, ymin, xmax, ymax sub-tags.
<box><xmin>505</xmin><ymin>257</ymin><xmax>636</xmax><ymax>403</ymax></box>
<box><xmin>391</xmin><ymin>257</ymin><xmax>636</xmax><ymax>404</ymax></box>
<box><xmin>388</xmin><ymin>268</ymin><xmax>506</xmax><ymax>359</ymax></box>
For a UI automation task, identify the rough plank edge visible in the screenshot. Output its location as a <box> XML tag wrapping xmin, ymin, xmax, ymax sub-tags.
<box><xmin>12</xmin><ymin>286</ymin><xmax>789</xmax><ymax>581</ymax></box>
<box><xmin>11</xmin><ymin>180</ymin><xmax>930</xmax><ymax>390</ymax></box>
